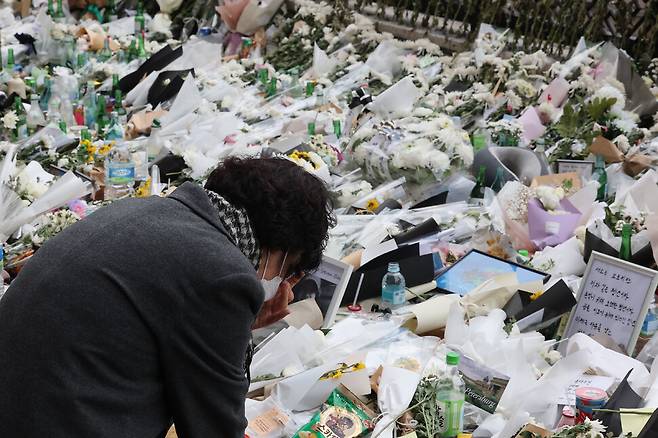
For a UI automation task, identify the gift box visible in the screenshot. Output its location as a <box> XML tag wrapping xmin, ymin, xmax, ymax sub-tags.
<box><xmin>527</xmin><ymin>198</ymin><xmax>581</xmax><ymax>250</ymax></box>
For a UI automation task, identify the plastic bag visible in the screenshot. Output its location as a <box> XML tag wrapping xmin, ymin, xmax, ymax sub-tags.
<box><xmin>245</xmin><ymin>398</ymin><xmax>294</xmax><ymax>438</ymax></box>
<box><xmin>292</xmin><ymin>387</ymin><xmax>375</xmax><ymax>438</ymax></box>
<box><xmin>365</xmin><ymin>40</ymin><xmax>403</xmax><ymax>85</ymax></box>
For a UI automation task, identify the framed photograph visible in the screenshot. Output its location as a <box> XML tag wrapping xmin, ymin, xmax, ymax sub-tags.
<box><xmin>562</xmin><ymin>251</ymin><xmax>658</xmax><ymax>355</ymax></box>
<box><xmin>292</xmin><ymin>255</ymin><xmax>353</xmax><ymax>329</ymax></box>
<box><xmin>434</xmin><ymin>249</ymin><xmax>549</xmax><ymax>296</ymax></box>
<box><xmin>556</xmin><ymin>159</ymin><xmax>595</xmax><ymax>180</ymax></box>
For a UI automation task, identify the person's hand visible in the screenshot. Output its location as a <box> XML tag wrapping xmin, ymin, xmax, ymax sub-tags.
<box><xmin>252</xmin><ymin>275</ymin><xmax>303</xmax><ymax>330</ymax></box>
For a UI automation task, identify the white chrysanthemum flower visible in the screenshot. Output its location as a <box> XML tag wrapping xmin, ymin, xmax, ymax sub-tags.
<box><xmin>571</xmin><ymin>140</ymin><xmax>586</xmax><ymax>155</ymax></box>
<box><xmin>582</xmin><ymin>418</ymin><xmax>606</xmax><ymax>437</ymax></box>
<box><xmin>612</xmin><ymin>115</ymin><xmax>637</xmax><ymax>133</ymax></box>
<box><xmin>505</xmin><ymin>90</ymin><xmax>523</xmax><ymax>110</ymax></box>
<box><xmin>538</xmin><ymin>101</ymin><xmax>559</xmax><ymax>122</ymax></box>
<box><xmin>427</xmin><ymin>150</ymin><xmax>450</xmax><ymax>173</ymax></box>
<box><xmin>2</xmin><ymin>110</ymin><xmax>18</xmax><ymax>130</ymax></box>
<box><xmin>455</xmin><ymin>141</ymin><xmax>474</xmax><ymax>166</ymax></box>
<box><xmin>613</xmin><ymin>134</ymin><xmax>631</xmax><ymax>153</ymax></box>
<box><xmin>593</xmin><ymin>85</ymin><xmax>625</xmax><ymax>111</ymax></box>
<box><xmin>508</xmin><ymin>78</ymin><xmax>537</xmax><ymax>98</ymax></box>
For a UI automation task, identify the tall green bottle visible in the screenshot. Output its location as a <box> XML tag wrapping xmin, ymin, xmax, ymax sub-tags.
<box><xmin>491</xmin><ymin>167</ymin><xmax>505</xmax><ymax>192</ymax></box>
<box><xmin>13</xmin><ymin>97</ymin><xmax>28</xmax><ymax>141</ymax></box>
<box><xmin>55</xmin><ymin>0</ymin><xmax>65</xmax><ymax>22</ymax></box>
<box><xmin>6</xmin><ymin>48</ymin><xmax>15</xmax><ymax>72</ymax></box>
<box><xmin>619</xmin><ymin>223</ymin><xmax>632</xmax><ymax>261</ymax></box>
<box><xmin>137</xmin><ymin>32</ymin><xmax>148</xmax><ymax>60</ymax></box>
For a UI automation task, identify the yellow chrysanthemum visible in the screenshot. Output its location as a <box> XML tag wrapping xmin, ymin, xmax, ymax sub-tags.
<box><xmin>135</xmin><ymin>178</ymin><xmax>152</xmax><ymax>198</ymax></box>
<box><xmin>98</xmin><ymin>144</ymin><xmax>112</xmax><ymax>156</ymax></box>
<box><xmin>366</xmin><ymin>198</ymin><xmax>380</xmax><ymax>212</ymax></box>
<box><xmin>530</xmin><ymin>291</ymin><xmax>543</xmax><ymax>301</ymax></box>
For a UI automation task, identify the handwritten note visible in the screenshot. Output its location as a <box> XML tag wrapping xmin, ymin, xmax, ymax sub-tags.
<box><xmin>555</xmin><ymin>375</ymin><xmax>616</xmax><ymax>406</ymax></box>
<box><xmin>565</xmin><ymin>254</ymin><xmax>657</xmax><ymax>353</ymax></box>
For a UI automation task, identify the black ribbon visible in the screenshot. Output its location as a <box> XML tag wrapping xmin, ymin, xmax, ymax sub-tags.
<box><xmin>349</xmin><ymin>87</ymin><xmax>372</xmax><ymax>109</ymax></box>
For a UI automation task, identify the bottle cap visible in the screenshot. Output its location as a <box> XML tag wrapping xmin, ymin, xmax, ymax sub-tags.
<box><xmin>518</xmin><ymin>249</ymin><xmax>529</xmax><ymax>258</ymax></box>
<box><xmin>387</xmin><ymin>262</ymin><xmax>400</xmax><ymax>273</ymax></box>
<box><xmin>562</xmin><ymin>406</ymin><xmax>575</xmax><ymax>417</ymax></box>
<box><xmin>446</xmin><ymin>351</ymin><xmax>460</xmax><ymax>365</ymax></box>
<box><xmin>152</xmin><ymin>119</ymin><xmax>161</xmax><ymax>129</ymax></box>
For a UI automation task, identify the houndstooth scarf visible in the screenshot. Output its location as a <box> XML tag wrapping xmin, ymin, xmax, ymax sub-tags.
<box><xmin>204</xmin><ymin>189</ymin><xmax>260</xmax><ymax>270</ymax></box>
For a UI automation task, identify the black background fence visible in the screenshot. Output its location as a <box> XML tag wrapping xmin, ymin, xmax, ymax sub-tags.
<box><xmin>349</xmin><ymin>0</ymin><xmax>658</xmax><ymax>62</ymax></box>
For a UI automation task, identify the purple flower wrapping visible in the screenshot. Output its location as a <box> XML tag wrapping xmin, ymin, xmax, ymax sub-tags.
<box><xmin>527</xmin><ymin>198</ymin><xmax>582</xmax><ymax>250</ymax></box>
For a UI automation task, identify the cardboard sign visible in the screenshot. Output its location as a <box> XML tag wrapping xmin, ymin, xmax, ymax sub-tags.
<box><xmin>563</xmin><ymin>252</ymin><xmax>658</xmax><ymax>354</ymax></box>
<box><xmin>530</xmin><ymin>172</ymin><xmax>582</xmax><ymax>193</ymax></box>
<box><xmin>457</xmin><ymin>354</ymin><xmax>510</xmax><ymax>414</ymax></box>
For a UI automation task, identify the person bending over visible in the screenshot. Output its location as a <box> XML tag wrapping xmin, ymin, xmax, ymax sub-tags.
<box><xmin>0</xmin><ymin>156</ymin><xmax>334</xmax><ymax>438</ymax></box>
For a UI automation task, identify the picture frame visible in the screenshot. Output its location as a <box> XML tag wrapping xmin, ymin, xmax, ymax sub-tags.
<box><xmin>562</xmin><ymin>251</ymin><xmax>658</xmax><ymax>355</ymax></box>
<box><xmin>292</xmin><ymin>255</ymin><xmax>353</xmax><ymax>329</ymax></box>
<box><xmin>434</xmin><ymin>249</ymin><xmax>549</xmax><ymax>296</ymax></box>
<box><xmin>556</xmin><ymin>159</ymin><xmax>595</xmax><ymax>180</ymax></box>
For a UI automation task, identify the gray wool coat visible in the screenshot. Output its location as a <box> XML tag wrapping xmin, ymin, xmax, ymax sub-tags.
<box><xmin>0</xmin><ymin>182</ymin><xmax>264</xmax><ymax>438</ymax></box>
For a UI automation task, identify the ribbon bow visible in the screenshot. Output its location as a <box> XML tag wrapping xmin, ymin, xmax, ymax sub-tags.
<box><xmin>590</xmin><ymin>136</ymin><xmax>656</xmax><ymax>177</ymax></box>
<box><xmin>349</xmin><ymin>87</ymin><xmax>372</xmax><ymax>109</ymax></box>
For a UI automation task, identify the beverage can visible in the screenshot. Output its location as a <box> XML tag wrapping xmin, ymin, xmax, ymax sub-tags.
<box><xmin>575</xmin><ymin>387</ymin><xmax>607</xmax><ymax>423</ymax></box>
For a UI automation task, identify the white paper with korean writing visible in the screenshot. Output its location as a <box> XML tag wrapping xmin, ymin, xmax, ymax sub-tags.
<box><xmin>555</xmin><ymin>374</ymin><xmax>616</xmax><ymax>406</ymax></box>
<box><xmin>563</xmin><ymin>251</ymin><xmax>658</xmax><ymax>355</ymax></box>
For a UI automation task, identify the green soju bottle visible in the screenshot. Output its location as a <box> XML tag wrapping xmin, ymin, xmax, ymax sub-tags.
<box><xmin>619</xmin><ymin>223</ymin><xmax>632</xmax><ymax>261</ymax></box>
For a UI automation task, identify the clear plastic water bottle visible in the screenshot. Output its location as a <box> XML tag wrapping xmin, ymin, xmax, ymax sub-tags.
<box><xmin>437</xmin><ymin>352</ymin><xmax>465</xmax><ymax>438</ymax></box>
<box><xmin>381</xmin><ymin>262</ymin><xmax>406</xmax><ymax>308</ymax></box>
<box><xmin>147</xmin><ymin>119</ymin><xmax>164</xmax><ymax>163</ymax></box>
<box><xmin>26</xmin><ymin>94</ymin><xmax>46</xmax><ymax>136</ymax></box>
<box><xmin>105</xmin><ymin>143</ymin><xmax>135</xmax><ymax>200</ymax></box>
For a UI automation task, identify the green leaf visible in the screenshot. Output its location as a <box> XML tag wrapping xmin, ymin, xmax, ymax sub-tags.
<box><xmin>586</xmin><ymin>97</ymin><xmax>617</xmax><ymax>122</ymax></box>
<box><xmin>555</xmin><ymin>103</ymin><xmax>578</xmax><ymax>138</ymax></box>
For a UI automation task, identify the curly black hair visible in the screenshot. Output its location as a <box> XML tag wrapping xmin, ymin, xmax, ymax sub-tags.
<box><xmin>205</xmin><ymin>156</ymin><xmax>335</xmax><ymax>275</ymax></box>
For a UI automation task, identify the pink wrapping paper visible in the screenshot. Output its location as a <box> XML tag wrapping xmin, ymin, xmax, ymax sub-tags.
<box><xmin>518</xmin><ymin>106</ymin><xmax>546</xmax><ymax>143</ymax></box>
<box><xmin>539</xmin><ymin>78</ymin><xmax>570</xmax><ymax>107</ymax></box>
<box><xmin>527</xmin><ymin>198</ymin><xmax>582</xmax><ymax>250</ymax></box>
<box><xmin>217</xmin><ymin>0</ymin><xmax>250</xmax><ymax>31</ymax></box>
<box><xmin>501</xmin><ymin>208</ymin><xmax>534</xmax><ymax>252</ymax></box>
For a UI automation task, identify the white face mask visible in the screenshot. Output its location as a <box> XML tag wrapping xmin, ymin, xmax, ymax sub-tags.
<box><xmin>260</xmin><ymin>251</ymin><xmax>287</xmax><ymax>302</ymax></box>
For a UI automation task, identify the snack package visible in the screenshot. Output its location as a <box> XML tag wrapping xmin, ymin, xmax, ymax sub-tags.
<box><xmin>293</xmin><ymin>386</ymin><xmax>375</xmax><ymax>438</ymax></box>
